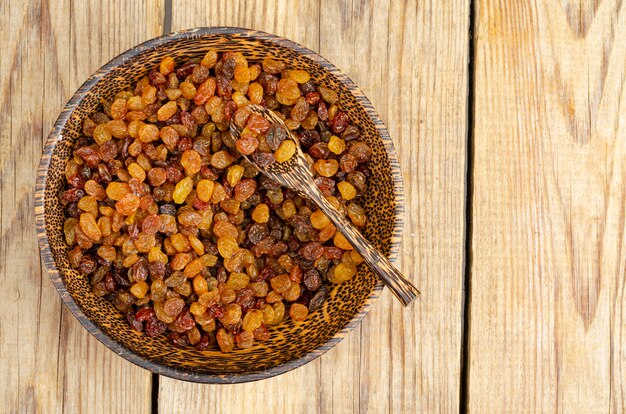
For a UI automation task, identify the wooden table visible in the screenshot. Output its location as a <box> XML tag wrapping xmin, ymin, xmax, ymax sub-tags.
<box><xmin>1</xmin><ymin>0</ymin><xmax>624</xmax><ymax>412</ymax></box>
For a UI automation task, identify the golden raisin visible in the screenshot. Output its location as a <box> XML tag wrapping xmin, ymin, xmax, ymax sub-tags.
<box><xmin>318</xmin><ymin>86</ymin><xmax>339</xmax><ymax>104</ymax></box>
<box><xmin>314</xmin><ymin>159</ymin><xmax>339</xmax><ymax>177</ymax></box>
<box><xmin>157</xmin><ymin>100</ymin><xmax>178</xmax><ymax>121</ymax></box>
<box><xmin>97</xmin><ymin>245</ymin><xmax>117</xmax><ymax>262</ymax></box>
<box><xmin>242</xmin><ymin>309</ymin><xmax>263</xmax><ymax>332</ymax></box>
<box><xmin>289</xmin><ymin>69</ymin><xmax>311</xmax><ymax>84</ymax></box>
<box><xmin>274</xmin><ymin>140</ymin><xmax>296</xmax><ymax>163</ymax></box>
<box><xmin>211</xmin><ymin>150</ymin><xmax>235</xmax><ymax>169</ymax></box>
<box><xmin>77</xmin><ymin>195</ymin><xmax>98</xmax><ymax>214</ymax></box>
<box><xmin>328</xmin><ymin>135</ymin><xmax>346</xmax><ymax>154</ymax></box>
<box><xmin>219</xmin><ymin>303</ymin><xmax>242</xmax><ymax>325</ymax></box>
<box><xmin>289</xmin><ymin>303</ymin><xmax>309</xmax><ymax>321</ymax></box>
<box><xmin>160</xmin><ymin>56</ymin><xmax>175</xmax><ymax>75</ymax></box>
<box><xmin>193</xmin><ymin>274</ymin><xmax>208</xmax><ymax>295</ymax></box>
<box><xmin>79</xmin><ymin>213</ymin><xmax>101</xmax><ymax>241</ymax></box>
<box><xmin>179</xmin><ymin>82</ymin><xmax>197</xmax><ymax>100</ymax></box>
<box><xmin>115</xmin><ymin>193</ymin><xmax>141</xmax><ymax>216</ymax></box>
<box><xmin>247</xmin><ymin>82</ymin><xmax>264</xmax><ymax>104</ymax></box>
<box><xmin>130</xmin><ymin>281</ymin><xmax>150</xmax><ymax>298</ymax></box>
<box><xmin>337</xmin><ymin>181</ymin><xmax>357</xmax><ymax>200</ymax></box>
<box><xmin>106</xmin><ymin>182</ymin><xmax>131</xmax><ymax>201</ymax></box>
<box><xmin>334</xmin><ymin>232</ymin><xmax>353</xmax><ymax>250</ymax></box>
<box><xmin>329</xmin><ymin>262</ymin><xmax>357</xmax><ymax>284</ymax></box>
<box><xmin>183</xmin><ymin>256</ymin><xmax>206</xmax><ymax>278</ymax></box>
<box><xmin>217</xmin><ymin>236</ymin><xmax>239</xmax><ymax>259</ymax></box>
<box><xmin>310</xmin><ymin>210</ymin><xmax>331</xmax><ymax>229</ymax></box>
<box><xmin>180</xmin><ymin>150</ymin><xmax>202</xmax><ymax>176</ymax></box>
<box><xmin>93</xmin><ymin>124</ymin><xmax>112</xmax><ymax>145</ymax></box>
<box><xmin>128</xmin><ymin>163</ymin><xmax>146</xmax><ymax>182</ymax></box>
<box><xmin>270</xmin><ymin>274</ymin><xmax>291</xmax><ymax>294</ymax></box>
<box><xmin>196</xmin><ymin>179</ymin><xmax>215</xmax><ymax>202</ymax></box>
<box><xmin>226</xmin><ymin>272</ymin><xmax>249</xmax><ymax>290</ymax></box>
<box><xmin>201</xmin><ymin>50</ymin><xmax>218</xmax><ymax>68</ymax></box>
<box><xmin>226</xmin><ymin>165</ymin><xmax>244</xmax><ymax>187</ymax></box>
<box><xmin>251</xmin><ymin>203</ymin><xmax>269</xmax><ymax>223</ymax></box>
<box><xmin>173</xmin><ymin>176</ymin><xmax>193</xmax><ymax>204</ymax></box>
<box><xmin>138</xmin><ymin>124</ymin><xmax>159</xmax><ymax>143</ymax></box>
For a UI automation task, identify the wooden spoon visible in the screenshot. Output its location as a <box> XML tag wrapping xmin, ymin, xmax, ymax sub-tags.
<box><xmin>230</xmin><ymin>105</ymin><xmax>420</xmax><ymax>306</ymax></box>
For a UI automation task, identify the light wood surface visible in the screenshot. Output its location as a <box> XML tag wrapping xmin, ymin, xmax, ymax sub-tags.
<box><xmin>0</xmin><ymin>1</ymin><xmax>162</xmax><ymax>412</ymax></box>
<box><xmin>12</xmin><ymin>0</ymin><xmax>626</xmax><ymax>413</ymax></box>
<box><xmin>157</xmin><ymin>1</ymin><xmax>469</xmax><ymax>413</ymax></box>
<box><xmin>468</xmin><ymin>0</ymin><xmax>626</xmax><ymax>412</ymax></box>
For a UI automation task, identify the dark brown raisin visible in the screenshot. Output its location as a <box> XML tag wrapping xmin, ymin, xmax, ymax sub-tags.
<box><xmin>175</xmin><ymin>62</ymin><xmax>197</xmax><ymax>80</ymax></box>
<box><xmin>169</xmin><ymin>332</ymin><xmax>190</xmax><ymax>347</ymax></box>
<box><xmin>126</xmin><ymin>310</ymin><xmax>144</xmax><ymax>332</ymax></box>
<box><xmin>309</xmin><ymin>285</ymin><xmax>328</xmax><ymax>310</ymax></box>
<box><xmin>304</xmin><ymin>269</ymin><xmax>322</xmax><ymax>291</ymax></box>
<box><xmin>78</xmin><ymin>255</ymin><xmax>97</xmax><ymax>274</ymax></box>
<box><xmin>145</xmin><ymin>318</ymin><xmax>167</xmax><ymax>337</ymax></box>
<box><xmin>216</xmin><ymin>75</ymin><xmax>232</xmax><ymax>99</ymax></box>
<box><xmin>299</xmin><ymin>130</ymin><xmax>320</xmax><ymax>148</ymax></box>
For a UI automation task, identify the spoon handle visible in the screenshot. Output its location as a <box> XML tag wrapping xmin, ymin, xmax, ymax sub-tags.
<box><xmin>301</xmin><ymin>179</ymin><xmax>420</xmax><ymax>306</ymax></box>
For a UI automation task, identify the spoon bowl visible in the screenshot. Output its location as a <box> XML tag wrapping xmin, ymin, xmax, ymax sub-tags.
<box><xmin>231</xmin><ymin>105</ymin><xmax>419</xmax><ymax>306</ymax></box>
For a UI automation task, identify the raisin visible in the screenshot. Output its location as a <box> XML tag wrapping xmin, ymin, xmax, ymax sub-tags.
<box><xmin>254</xmin><ymin>152</ymin><xmax>275</xmax><ymax>168</ymax></box>
<box><xmin>78</xmin><ymin>254</ymin><xmax>97</xmax><ymax>274</ymax></box>
<box><xmin>309</xmin><ymin>142</ymin><xmax>330</xmax><ymax>159</ymax></box>
<box><xmin>126</xmin><ymin>310</ymin><xmax>144</xmax><ymax>332</ymax></box>
<box><xmin>331</xmin><ymin>111</ymin><xmax>349</xmax><ymax>134</ymax></box>
<box><xmin>98</xmin><ymin>141</ymin><xmax>118</xmax><ymax>162</ymax></box>
<box><xmin>64</xmin><ymin>52</ymin><xmax>371</xmax><ymax>352</ymax></box>
<box><xmin>317</xmin><ymin>101</ymin><xmax>329</xmax><ymax>122</ymax></box>
<box><xmin>299</xmin><ymin>129</ymin><xmax>320</xmax><ymax>148</ymax></box>
<box><xmin>299</xmin><ymin>242</ymin><xmax>324</xmax><ymax>261</ymax></box>
<box><xmin>346</xmin><ymin>171</ymin><xmax>367</xmax><ymax>193</ymax></box>
<box><xmin>309</xmin><ymin>285</ymin><xmax>328</xmax><ymax>310</ymax></box>
<box><xmin>304</xmin><ymin>269</ymin><xmax>322</xmax><ymax>291</ymax></box>
<box><xmin>234</xmin><ymin>179</ymin><xmax>256</xmax><ymax>202</ymax></box>
<box><xmin>289</xmin><ymin>303</ymin><xmax>308</xmax><ymax>321</ymax></box>
<box><xmin>263</xmin><ymin>124</ymin><xmax>286</xmax><ymax>152</ymax></box>
<box><xmin>145</xmin><ymin>318</ymin><xmax>167</xmax><ymax>338</ymax></box>
<box><xmin>75</xmin><ymin>147</ymin><xmax>101</xmax><ymax>169</ymax></box>
<box><xmin>348</xmin><ymin>141</ymin><xmax>373</xmax><ymax>162</ymax></box>
<box><xmin>216</xmin><ymin>75</ymin><xmax>232</xmax><ymax>99</ymax></box>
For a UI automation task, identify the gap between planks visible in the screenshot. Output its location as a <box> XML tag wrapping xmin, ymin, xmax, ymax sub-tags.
<box><xmin>460</xmin><ymin>1</ymin><xmax>477</xmax><ymax>412</ymax></box>
<box><xmin>151</xmin><ymin>2</ymin><xmax>172</xmax><ymax>412</ymax></box>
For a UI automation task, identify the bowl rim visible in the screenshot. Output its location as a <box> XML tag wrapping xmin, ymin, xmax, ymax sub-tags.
<box><xmin>35</xmin><ymin>26</ymin><xmax>405</xmax><ymax>384</ymax></box>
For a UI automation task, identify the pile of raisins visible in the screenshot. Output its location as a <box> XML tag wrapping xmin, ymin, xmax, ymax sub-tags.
<box><xmin>236</xmin><ymin>119</ymin><xmax>298</xmax><ymax>167</ymax></box>
<box><xmin>61</xmin><ymin>50</ymin><xmax>372</xmax><ymax>352</ymax></box>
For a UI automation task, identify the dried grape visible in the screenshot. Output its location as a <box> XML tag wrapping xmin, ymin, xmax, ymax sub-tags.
<box><xmin>63</xmin><ymin>51</ymin><xmax>370</xmax><ymax>352</ymax></box>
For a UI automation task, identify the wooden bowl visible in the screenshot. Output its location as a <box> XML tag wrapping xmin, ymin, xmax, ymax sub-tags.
<box><xmin>35</xmin><ymin>27</ymin><xmax>404</xmax><ymax>383</ymax></box>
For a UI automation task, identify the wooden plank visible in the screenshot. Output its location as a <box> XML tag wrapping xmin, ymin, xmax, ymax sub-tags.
<box><xmin>319</xmin><ymin>1</ymin><xmax>469</xmax><ymax>412</ymax></box>
<box><xmin>0</xmin><ymin>0</ymin><xmax>163</xmax><ymax>412</ymax></box>
<box><xmin>59</xmin><ymin>2</ymin><xmax>164</xmax><ymax>412</ymax></box>
<box><xmin>468</xmin><ymin>0</ymin><xmax>626</xmax><ymax>412</ymax></box>
<box><xmin>161</xmin><ymin>1</ymin><xmax>469</xmax><ymax>413</ymax></box>
<box><xmin>158</xmin><ymin>2</ymin><xmax>322</xmax><ymax>413</ymax></box>
<box><xmin>0</xmin><ymin>2</ymin><xmax>63</xmax><ymax>412</ymax></box>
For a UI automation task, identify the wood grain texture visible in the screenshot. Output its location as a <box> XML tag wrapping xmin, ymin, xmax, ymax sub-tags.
<box><xmin>0</xmin><ymin>2</ymin><xmax>62</xmax><ymax>412</ymax></box>
<box><xmin>159</xmin><ymin>3</ymin><xmax>323</xmax><ymax>412</ymax></box>
<box><xmin>318</xmin><ymin>1</ymin><xmax>469</xmax><ymax>412</ymax></box>
<box><xmin>160</xmin><ymin>1</ymin><xmax>469</xmax><ymax>413</ymax></box>
<box><xmin>60</xmin><ymin>2</ymin><xmax>165</xmax><ymax>410</ymax></box>
<box><xmin>0</xmin><ymin>0</ymin><xmax>162</xmax><ymax>412</ymax></box>
<box><xmin>468</xmin><ymin>0</ymin><xmax>626</xmax><ymax>412</ymax></box>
